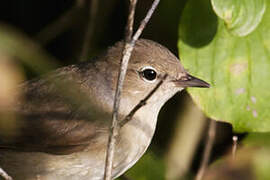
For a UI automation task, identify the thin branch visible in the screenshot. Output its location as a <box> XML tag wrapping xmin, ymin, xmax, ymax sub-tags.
<box><xmin>103</xmin><ymin>0</ymin><xmax>160</xmax><ymax>179</ymax></box>
<box><xmin>79</xmin><ymin>0</ymin><xmax>99</xmax><ymax>61</ymax></box>
<box><xmin>119</xmin><ymin>74</ymin><xmax>167</xmax><ymax>127</ymax></box>
<box><xmin>103</xmin><ymin>0</ymin><xmax>137</xmax><ymax>179</ymax></box>
<box><xmin>125</xmin><ymin>0</ymin><xmax>138</xmax><ymax>42</ymax></box>
<box><xmin>35</xmin><ymin>0</ymin><xmax>85</xmax><ymax>45</ymax></box>
<box><xmin>132</xmin><ymin>0</ymin><xmax>160</xmax><ymax>41</ymax></box>
<box><xmin>0</xmin><ymin>167</ymin><xmax>12</xmax><ymax>180</ymax></box>
<box><xmin>232</xmin><ymin>135</ymin><xmax>238</xmax><ymax>160</ymax></box>
<box><xmin>196</xmin><ymin>120</ymin><xmax>217</xmax><ymax>180</ymax></box>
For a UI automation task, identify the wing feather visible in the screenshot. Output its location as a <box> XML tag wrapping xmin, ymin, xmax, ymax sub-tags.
<box><xmin>0</xmin><ymin>65</ymin><xmax>109</xmax><ymax>155</ymax></box>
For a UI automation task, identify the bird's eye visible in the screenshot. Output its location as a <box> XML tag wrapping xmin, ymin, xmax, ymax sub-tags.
<box><xmin>140</xmin><ymin>66</ymin><xmax>157</xmax><ymax>82</ymax></box>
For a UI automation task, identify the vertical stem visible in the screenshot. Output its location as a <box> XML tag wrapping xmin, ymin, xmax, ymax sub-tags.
<box><xmin>103</xmin><ymin>42</ymin><xmax>134</xmax><ymax>180</ymax></box>
<box><xmin>103</xmin><ymin>0</ymin><xmax>137</xmax><ymax>179</ymax></box>
<box><xmin>132</xmin><ymin>0</ymin><xmax>160</xmax><ymax>41</ymax></box>
<box><xmin>103</xmin><ymin>0</ymin><xmax>160</xmax><ymax>179</ymax></box>
<box><xmin>232</xmin><ymin>135</ymin><xmax>238</xmax><ymax>160</ymax></box>
<box><xmin>195</xmin><ymin>120</ymin><xmax>217</xmax><ymax>180</ymax></box>
<box><xmin>125</xmin><ymin>0</ymin><xmax>138</xmax><ymax>42</ymax></box>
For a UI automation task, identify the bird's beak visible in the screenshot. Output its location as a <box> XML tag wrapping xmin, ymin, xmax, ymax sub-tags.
<box><xmin>173</xmin><ymin>74</ymin><xmax>210</xmax><ymax>88</ymax></box>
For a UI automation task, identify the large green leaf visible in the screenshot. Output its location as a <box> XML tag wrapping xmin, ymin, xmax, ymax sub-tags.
<box><xmin>178</xmin><ymin>0</ymin><xmax>270</xmax><ymax>132</ymax></box>
<box><xmin>211</xmin><ymin>0</ymin><xmax>266</xmax><ymax>36</ymax></box>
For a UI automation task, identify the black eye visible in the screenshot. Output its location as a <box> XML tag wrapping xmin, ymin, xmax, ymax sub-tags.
<box><xmin>141</xmin><ymin>67</ymin><xmax>157</xmax><ymax>82</ymax></box>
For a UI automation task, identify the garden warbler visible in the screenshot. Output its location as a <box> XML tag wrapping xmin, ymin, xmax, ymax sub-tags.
<box><xmin>0</xmin><ymin>39</ymin><xmax>209</xmax><ymax>180</ymax></box>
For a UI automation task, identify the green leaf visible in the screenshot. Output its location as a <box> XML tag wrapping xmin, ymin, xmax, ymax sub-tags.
<box><xmin>121</xmin><ymin>152</ymin><xmax>165</xmax><ymax>180</ymax></box>
<box><xmin>178</xmin><ymin>0</ymin><xmax>270</xmax><ymax>132</ymax></box>
<box><xmin>211</xmin><ymin>0</ymin><xmax>266</xmax><ymax>37</ymax></box>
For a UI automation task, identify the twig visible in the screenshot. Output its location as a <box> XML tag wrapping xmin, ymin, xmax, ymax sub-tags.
<box><xmin>119</xmin><ymin>74</ymin><xmax>167</xmax><ymax>127</ymax></box>
<box><xmin>35</xmin><ymin>0</ymin><xmax>85</xmax><ymax>45</ymax></box>
<box><xmin>232</xmin><ymin>135</ymin><xmax>238</xmax><ymax>160</ymax></box>
<box><xmin>0</xmin><ymin>167</ymin><xmax>12</xmax><ymax>180</ymax></box>
<box><xmin>132</xmin><ymin>0</ymin><xmax>159</xmax><ymax>41</ymax></box>
<box><xmin>103</xmin><ymin>0</ymin><xmax>160</xmax><ymax>180</ymax></box>
<box><xmin>79</xmin><ymin>0</ymin><xmax>98</xmax><ymax>61</ymax></box>
<box><xmin>195</xmin><ymin>120</ymin><xmax>217</xmax><ymax>180</ymax></box>
<box><xmin>125</xmin><ymin>0</ymin><xmax>138</xmax><ymax>42</ymax></box>
<box><xmin>103</xmin><ymin>0</ymin><xmax>137</xmax><ymax>179</ymax></box>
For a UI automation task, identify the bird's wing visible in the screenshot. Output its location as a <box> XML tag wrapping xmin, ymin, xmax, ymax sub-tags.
<box><xmin>0</xmin><ymin>66</ymin><xmax>109</xmax><ymax>155</ymax></box>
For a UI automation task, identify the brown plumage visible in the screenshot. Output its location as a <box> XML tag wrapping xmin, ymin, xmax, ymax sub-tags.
<box><xmin>0</xmin><ymin>39</ymin><xmax>209</xmax><ymax>180</ymax></box>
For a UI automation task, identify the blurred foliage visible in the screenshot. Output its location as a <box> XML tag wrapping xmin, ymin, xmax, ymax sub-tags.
<box><xmin>124</xmin><ymin>151</ymin><xmax>165</xmax><ymax>180</ymax></box>
<box><xmin>0</xmin><ymin>25</ymin><xmax>58</xmax><ymax>73</ymax></box>
<box><xmin>179</xmin><ymin>0</ymin><xmax>270</xmax><ymax>132</ymax></box>
<box><xmin>211</xmin><ymin>0</ymin><xmax>266</xmax><ymax>36</ymax></box>
<box><xmin>0</xmin><ymin>58</ymin><xmax>24</xmax><ymax>140</ymax></box>
<box><xmin>204</xmin><ymin>133</ymin><xmax>270</xmax><ymax>180</ymax></box>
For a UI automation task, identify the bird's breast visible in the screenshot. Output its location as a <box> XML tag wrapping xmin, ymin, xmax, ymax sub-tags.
<box><xmin>112</xmin><ymin>118</ymin><xmax>156</xmax><ymax>178</ymax></box>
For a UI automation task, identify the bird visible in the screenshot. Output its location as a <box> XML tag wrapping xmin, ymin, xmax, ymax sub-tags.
<box><xmin>0</xmin><ymin>39</ymin><xmax>209</xmax><ymax>180</ymax></box>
